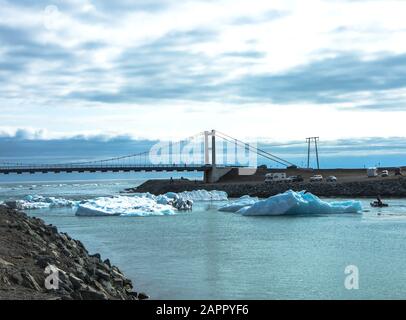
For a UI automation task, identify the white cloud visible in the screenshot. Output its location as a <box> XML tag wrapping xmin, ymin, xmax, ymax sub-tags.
<box><xmin>1</xmin><ymin>0</ymin><xmax>406</xmax><ymax>141</ymax></box>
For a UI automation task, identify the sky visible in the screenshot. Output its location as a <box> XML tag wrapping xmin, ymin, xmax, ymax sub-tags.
<box><xmin>1</xmin><ymin>0</ymin><xmax>406</xmax><ymax>166</ymax></box>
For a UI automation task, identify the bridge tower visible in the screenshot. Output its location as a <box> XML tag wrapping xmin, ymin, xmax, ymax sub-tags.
<box><xmin>203</xmin><ymin>129</ymin><xmax>216</xmax><ymax>168</ymax></box>
<box><xmin>203</xmin><ymin>129</ymin><xmax>232</xmax><ymax>183</ymax></box>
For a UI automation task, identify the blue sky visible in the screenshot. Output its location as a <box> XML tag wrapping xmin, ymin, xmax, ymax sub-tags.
<box><xmin>1</xmin><ymin>0</ymin><xmax>406</xmax><ymax>166</ymax></box>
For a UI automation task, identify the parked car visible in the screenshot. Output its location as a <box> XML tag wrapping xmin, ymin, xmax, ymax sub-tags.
<box><xmin>265</xmin><ymin>172</ymin><xmax>287</xmax><ymax>183</ymax></box>
<box><xmin>326</xmin><ymin>176</ymin><xmax>337</xmax><ymax>183</ymax></box>
<box><xmin>381</xmin><ymin>170</ymin><xmax>389</xmax><ymax>177</ymax></box>
<box><xmin>287</xmin><ymin>175</ymin><xmax>304</xmax><ymax>183</ymax></box>
<box><xmin>310</xmin><ymin>175</ymin><xmax>323</xmax><ymax>182</ymax></box>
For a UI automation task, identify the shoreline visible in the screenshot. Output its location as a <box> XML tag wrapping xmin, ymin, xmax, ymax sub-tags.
<box><xmin>129</xmin><ymin>176</ymin><xmax>406</xmax><ymax>198</ymax></box>
<box><xmin>0</xmin><ymin>205</ymin><xmax>148</xmax><ymax>300</ymax></box>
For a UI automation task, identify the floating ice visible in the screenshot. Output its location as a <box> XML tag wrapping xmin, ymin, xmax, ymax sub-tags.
<box><xmin>173</xmin><ymin>190</ymin><xmax>228</xmax><ymax>201</ymax></box>
<box><xmin>8</xmin><ymin>195</ymin><xmax>78</xmax><ymax>210</ymax></box>
<box><xmin>219</xmin><ymin>195</ymin><xmax>258</xmax><ymax>212</ymax></box>
<box><xmin>75</xmin><ymin>194</ymin><xmax>177</xmax><ymax>217</ymax></box>
<box><xmin>4</xmin><ymin>189</ymin><xmax>227</xmax><ymax>217</ymax></box>
<box><xmin>223</xmin><ymin>190</ymin><xmax>362</xmax><ymax>216</ymax></box>
<box><xmin>75</xmin><ymin>190</ymin><xmax>227</xmax><ymax>217</ymax></box>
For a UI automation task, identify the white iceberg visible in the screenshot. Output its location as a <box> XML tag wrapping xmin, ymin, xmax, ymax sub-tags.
<box><xmin>223</xmin><ymin>190</ymin><xmax>362</xmax><ymax>216</ymax></box>
<box><xmin>10</xmin><ymin>195</ymin><xmax>78</xmax><ymax>210</ymax></box>
<box><xmin>75</xmin><ymin>194</ymin><xmax>176</xmax><ymax>217</ymax></box>
<box><xmin>4</xmin><ymin>189</ymin><xmax>227</xmax><ymax>217</ymax></box>
<box><xmin>75</xmin><ymin>190</ymin><xmax>227</xmax><ymax>217</ymax></box>
<box><xmin>219</xmin><ymin>195</ymin><xmax>259</xmax><ymax>212</ymax></box>
<box><xmin>173</xmin><ymin>190</ymin><xmax>228</xmax><ymax>201</ymax></box>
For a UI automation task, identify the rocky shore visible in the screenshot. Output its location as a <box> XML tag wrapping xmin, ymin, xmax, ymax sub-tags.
<box><xmin>130</xmin><ymin>176</ymin><xmax>406</xmax><ymax>198</ymax></box>
<box><xmin>0</xmin><ymin>205</ymin><xmax>148</xmax><ymax>300</ymax></box>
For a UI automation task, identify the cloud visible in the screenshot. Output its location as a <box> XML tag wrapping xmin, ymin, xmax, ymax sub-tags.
<box><xmin>230</xmin><ymin>52</ymin><xmax>406</xmax><ymax>108</ymax></box>
<box><xmin>64</xmin><ymin>49</ymin><xmax>406</xmax><ymax>109</ymax></box>
<box><xmin>2</xmin><ymin>0</ymin><xmax>406</xmax><ymax>141</ymax></box>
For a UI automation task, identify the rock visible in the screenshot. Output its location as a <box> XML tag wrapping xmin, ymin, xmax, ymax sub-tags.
<box><xmin>95</xmin><ymin>269</ymin><xmax>111</xmax><ymax>281</ymax></box>
<box><xmin>21</xmin><ymin>270</ymin><xmax>42</xmax><ymax>292</ymax></box>
<box><xmin>90</xmin><ymin>253</ymin><xmax>101</xmax><ymax>261</ymax></box>
<box><xmin>138</xmin><ymin>292</ymin><xmax>149</xmax><ymax>300</ymax></box>
<box><xmin>112</xmin><ymin>266</ymin><xmax>124</xmax><ymax>277</ymax></box>
<box><xmin>123</xmin><ymin>277</ymin><xmax>132</xmax><ymax>285</ymax></box>
<box><xmin>4</xmin><ymin>201</ymin><xmax>17</xmax><ymax>209</ymax></box>
<box><xmin>35</xmin><ymin>256</ymin><xmax>56</xmax><ymax>269</ymax></box>
<box><xmin>103</xmin><ymin>259</ymin><xmax>111</xmax><ymax>268</ymax></box>
<box><xmin>0</xmin><ymin>257</ymin><xmax>14</xmax><ymax>267</ymax></box>
<box><xmin>74</xmin><ymin>256</ymin><xmax>85</xmax><ymax>266</ymax></box>
<box><xmin>10</xmin><ymin>272</ymin><xmax>23</xmax><ymax>285</ymax></box>
<box><xmin>80</xmin><ymin>286</ymin><xmax>108</xmax><ymax>300</ymax></box>
<box><xmin>68</xmin><ymin>273</ymin><xmax>84</xmax><ymax>290</ymax></box>
<box><xmin>112</xmin><ymin>277</ymin><xmax>124</xmax><ymax>287</ymax></box>
<box><xmin>48</xmin><ymin>225</ymin><xmax>58</xmax><ymax>234</ymax></box>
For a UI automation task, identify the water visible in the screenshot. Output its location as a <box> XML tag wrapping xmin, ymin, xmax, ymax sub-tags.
<box><xmin>1</xmin><ymin>176</ymin><xmax>406</xmax><ymax>299</ymax></box>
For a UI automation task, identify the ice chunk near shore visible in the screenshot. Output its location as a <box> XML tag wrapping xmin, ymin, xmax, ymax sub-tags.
<box><xmin>219</xmin><ymin>195</ymin><xmax>259</xmax><ymax>212</ymax></box>
<box><xmin>8</xmin><ymin>195</ymin><xmax>78</xmax><ymax>210</ymax></box>
<box><xmin>156</xmin><ymin>193</ymin><xmax>193</xmax><ymax>211</ymax></box>
<box><xmin>173</xmin><ymin>190</ymin><xmax>228</xmax><ymax>201</ymax></box>
<box><xmin>76</xmin><ymin>195</ymin><xmax>176</xmax><ymax>217</ymax></box>
<box><xmin>230</xmin><ymin>190</ymin><xmax>362</xmax><ymax>216</ymax></box>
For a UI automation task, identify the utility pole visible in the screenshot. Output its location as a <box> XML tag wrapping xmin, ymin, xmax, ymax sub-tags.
<box><xmin>306</xmin><ymin>137</ymin><xmax>320</xmax><ymax>170</ymax></box>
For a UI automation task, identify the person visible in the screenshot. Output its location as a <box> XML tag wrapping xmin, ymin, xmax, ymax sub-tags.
<box><xmin>376</xmin><ymin>195</ymin><xmax>383</xmax><ymax>206</ymax></box>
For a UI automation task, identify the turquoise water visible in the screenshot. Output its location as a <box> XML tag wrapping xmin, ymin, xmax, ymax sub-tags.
<box><xmin>1</xmin><ymin>177</ymin><xmax>406</xmax><ymax>299</ymax></box>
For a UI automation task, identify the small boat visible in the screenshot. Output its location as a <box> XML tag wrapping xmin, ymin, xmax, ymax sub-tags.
<box><xmin>370</xmin><ymin>201</ymin><xmax>389</xmax><ymax>208</ymax></box>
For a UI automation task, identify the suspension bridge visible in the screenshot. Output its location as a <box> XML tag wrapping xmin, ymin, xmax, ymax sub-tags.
<box><xmin>0</xmin><ymin>130</ymin><xmax>297</xmax><ymax>182</ymax></box>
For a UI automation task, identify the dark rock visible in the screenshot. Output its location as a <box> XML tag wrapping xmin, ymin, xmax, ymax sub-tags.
<box><xmin>104</xmin><ymin>259</ymin><xmax>111</xmax><ymax>268</ymax></box>
<box><xmin>80</xmin><ymin>286</ymin><xmax>108</xmax><ymax>300</ymax></box>
<box><xmin>10</xmin><ymin>272</ymin><xmax>23</xmax><ymax>285</ymax></box>
<box><xmin>95</xmin><ymin>269</ymin><xmax>111</xmax><ymax>281</ymax></box>
<box><xmin>4</xmin><ymin>201</ymin><xmax>17</xmax><ymax>209</ymax></box>
<box><xmin>68</xmin><ymin>273</ymin><xmax>84</xmax><ymax>290</ymax></box>
<box><xmin>138</xmin><ymin>292</ymin><xmax>149</xmax><ymax>300</ymax></box>
<box><xmin>48</xmin><ymin>225</ymin><xmax>58</xmax><ymax>234</ymax></box>
<box><xmin>90</xmin><ymin>253</ymin><xmax>101</xmax><ymax>261</ymax></box>
<box><xmin>112</xmin><ymin>277</ymin><xmax>124</xmax><ymax>287</ymax></box>
<box><xmin>35</xmin><ymin>256</ymin><xmax>56</xmax><ymax>269</ymax></box>
<box><xmin>21</xmin><ymin>270</ymin><xmax>42</xmax><ymax>292</ymax></box>
<box><xmin>123</xmin><ymin>278</ymin><xmax>132</xmax><ymax>287</ymax></box>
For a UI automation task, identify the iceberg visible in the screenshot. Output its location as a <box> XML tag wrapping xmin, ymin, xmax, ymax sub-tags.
<box><xmin>8</xmin><ymin>195</ymin><xmax>78</xmax><ymax>210</ymax></box>
<box><xmin>76</xmin><ymin>195</ymin><xmax>176</xmax><ymax>217</ymax></box>
<box><xmin>3</xmin><ymin>189</ymin><xmax>227</xmax><ymax>217</ymax></box>
<box><xmin>75</xmin><ymin>190</ymin><xmax>227</xmax><ymax>217</ymax></box>
<box><xmin>219</xmin><ymin>195</ymin><xmax>259</xmax><ymax>212</ymax></box>
<box><xmin>173</xmin><ymin>190</ymin><xmax>228</xmax><ymax>201</ymax></box>
<box><xmin>221</xmin><ymin>190</ymin><xmax>362</xmax><ymax>216</ymax></box>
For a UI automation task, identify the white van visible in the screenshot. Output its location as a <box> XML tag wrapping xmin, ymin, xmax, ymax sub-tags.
<box><xmin>265</xmin><ymin>172</ymin><xmax>286</xmax><ymax>183</ymax></box>
<box><xmin>367</xmin><ymin>167</ymin><xmax>378</xmax><ymax>177</ymax></box>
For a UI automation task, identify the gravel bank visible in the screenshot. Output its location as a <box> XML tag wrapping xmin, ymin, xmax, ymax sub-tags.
<box><xmin>130</xmin><ymin>177</ymin><xmax>406</xmax><ymax>198</ymax></box>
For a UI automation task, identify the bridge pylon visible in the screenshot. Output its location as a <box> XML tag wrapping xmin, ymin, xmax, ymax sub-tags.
<box><xmin>203</xmin><ymin>129</ymin><xmax>216</xmax><ymax>168</ymax></box>
<box><xmin>203</xmin><ymin>129</ymin><xmax>232</xmax><ymax>183</ymax></box>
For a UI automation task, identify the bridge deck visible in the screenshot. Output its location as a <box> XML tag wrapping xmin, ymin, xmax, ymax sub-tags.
<box><xmin>0</xmin><ymin>165</ymin><xmax>212</xmax><ymax>175</ymax></box>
